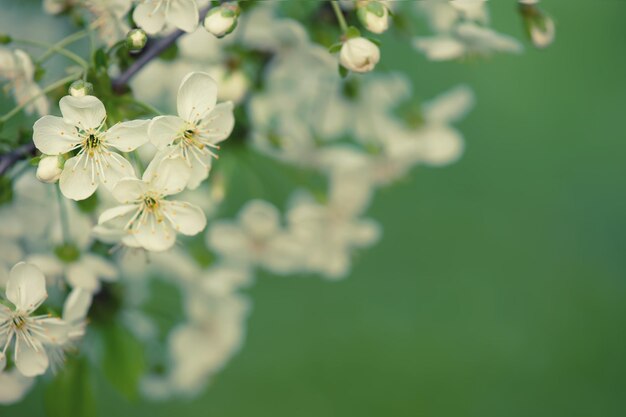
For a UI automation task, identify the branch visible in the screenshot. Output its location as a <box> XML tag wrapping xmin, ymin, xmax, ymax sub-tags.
<box><xmin>111</xmin><ymin>5</ymin><xmax>212</xmax><ymax>94</ymax></box>
<box><xmin>0</xmin><ymin>143</ymin><xmax>35</xmax><ymax>177</ymax></box>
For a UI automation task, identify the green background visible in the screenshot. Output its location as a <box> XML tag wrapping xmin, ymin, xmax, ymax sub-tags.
<box><xmin>3</xmin><ymin>1</ymin><xmax>626</xmax><ymax>416</ymax></box>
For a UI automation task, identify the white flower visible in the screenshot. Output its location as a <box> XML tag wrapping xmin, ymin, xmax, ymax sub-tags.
<box><xmin>0</xmin><ymin>263</ymin><xmax>68</xmax><ymax>377</ymax></box>
<box><xmin>36</xmin><ymin>156</ymin><xmax>63</xmax><ymax>184</ymax></box>
<box><xmin>410</xmin><ymin>84</ymin><xmax>474</xmax><ymax>166</ymax></box>
<box><xmin>33</xmin><ymin>95</ymin><xmax>149</xmax><ymax>200</ymax></box>
<box><xmin>0</xmin><ymin>47</ymin><xmax>49</xmax><ymax>116</ymax></box>
<box><xmin>414</xmin><ymin>22</ymin><xmax>523</xmax><ymax>61</ymax></box>
<box><xmin>356</xmin><ymin>1</ymin><xmax>389</xmax><ymax>34</ymax></box>
<box><xmin>149</xmin><ymin>72</ymin><xmax>235</xmax><ymax>189</ymax></box>
<box><xmin>203</xmin><ymin>4</ymin><xmax>240</xmax><ymax>38</ymax></box>
<box><xmin>133</xmin><ymin>0</ymin><xmax>199</xmax><ymax>35</ymax></box>
<box><xmin>96</xmin><ymin>157</ymin><xmax>207</xmax><ymax>252</ymax></box>
<box><xmin>207</xmin><ymin>200</ymin><xmax>304</xmax><ymax>275</ymax></box>
<box><xmin>339</xmin><ymin>37</ymin><xmax>380</xmax><ymax>73</ymax></box>
<box><xmin>287</xmin><ymin>175</ymin><xmax>380</xmax><ymax>279</ymax></box>
<box><xmin>83</xmin><ymin>0</ymin><xmax>133</xmax><ymax>47</ymax></box>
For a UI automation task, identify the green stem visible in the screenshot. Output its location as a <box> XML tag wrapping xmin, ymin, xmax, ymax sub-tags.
<box><xmin>331</xmin><ymin>1</ymin><xmax>349</xmax><ymax>33</ymax></box>
<box><xmin>13</xmin><ymin>38</ymin><xmax>89</xmax><ymax>73</ymax></box>
<box><xmin>55</xmin><ymin>185</ymin><xmax>71</xmax><ymax>245</ymax></box>
<box><xmin>0</xmin><ymin>72</ymin><xmax>81</xmax><ymax>124</ymax></box>
<box><xmin>37</xmin><ymin>30</ymin><xmax>89</xmax><ymax>63</ymax></box>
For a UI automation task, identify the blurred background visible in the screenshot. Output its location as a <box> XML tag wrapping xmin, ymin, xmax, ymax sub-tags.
<box><xmin>3</xmin><ymin>1</ymin><xmax>626</xmax><ymax>416</ymax></box>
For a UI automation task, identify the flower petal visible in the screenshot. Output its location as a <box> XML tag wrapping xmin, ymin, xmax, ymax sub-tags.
<box><xmin>59</xmin><ymin>95</ymin><xmax>106</xmax><ymax>130</ymax></box>
<box><xmin>177</xmin><ymin>72</ymin><xmax>217</xmax><ymax>122</ymax></box>
<box><xmin>111</xmin><ymin>177</ymin><xmax>147</xmax><ymax>203</ymax></box>
<box><xmin>59</xmin><ymin>155</ymin><xmax>98</xmax><ymax>200</ymax></box>
<box><xmin>63</xmin><ymin>288</ymin><xmax>92</xmax><ymax>323</ymax></box>
<box><xmin>162</xmin><ymin>200</ymin><xmax>206</xmax><ymax>236</ymax></box>
<box><xmin>99</xmin><ymin>152</ymin><xmax>136</xmax><ymax>191</ymax></box>
<box><xmin>199</xmin><ymin>101</ymin><xmax>235</xmax><ymax>145</ymax></box>
<box><xmin>98</xmin><ymin>204</ymin><xmax>139</xmax><ymax>225</ymax></box>
<box><xmin>66</xmin><ymin>262</ymin><xmax>100</xmax><ymax>293</ymax></box>
<box><xmin>32</xmin><ymin>116</ymin><xmax>81</xmax><ymax>155</ymax></box>
<box><xmin>6</xmin><ymin>262</ymin><xmax>47</xmax><ymax>312</ymax></box>
<box><xmin>167</xmin><ymin>0</ymin><xmax>199</xmax><ymax>33</ymax></box>
<box><xmin>133</xmin><ymin>2</ymin><xmax>166</xmax><ymax>35</ymax></box>
<box><xmin>144</xmin><ymin>156</ymin><xmax>190</xmax><ymax>195</ymax></box>
<box><xmin>133</xmin><ymin>214</ymin><xmax>177</xmax><ymax>251</ymax></box>
<box><xmin>105</xmin><ymin>119</ymin><xmax>150</xmax><ymax>152</ymax></box>
<box><xmin>14</xmin><ymin>338</ymin><xmax>49</xmax><ymax>377</ymax></box>
<box><xmin>148</xmin><ymin>115</ymin><xmax>185</xmax><ymax>149</ymax></box>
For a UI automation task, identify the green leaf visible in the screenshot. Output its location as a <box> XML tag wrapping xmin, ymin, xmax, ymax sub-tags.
<box><xmin>366</xmin><ymin>37</ymin><xmax>381</xmax><ymax>47</ymax></box>
<box><xmin>339</xmin><ymin>64</ymin><xmax>349</xmax><ymax>78</ymax></box>
<box><xmin>159</xmin><ymin>43</ymin><xmax>179</xmax><ymax>62</ymax></box>
<box><xmin>45</xmin><ymin>356</ymin><xmax>96</xmax><ymax>417</ymax></box>
<box><xmin>101</xmin><ymin>324</ymin><xmax>145</xmax><ymax>400</ymax></box>
<box><xmin>93</xmin><ymin>48</ymin><xmax>108</xmax><ymax>70</ymax></box>
<box><xmin>366</xmin><ymin>1</ymin><xmax>386</xmax><ymax>18</ymax></box>
<box><xmin>328</xmin><ymin>42</ymin><xmax>343</xmax><ymax>54</ymax></box>
<box><xmin>76</xmin><ymin>191</ymin><xmax>99</xmax><ymax>213</ymax></box>
<box><xmin>346</xmin><ymin>26</ymin><xmax>361</xmax><ymax>39</ymax></box>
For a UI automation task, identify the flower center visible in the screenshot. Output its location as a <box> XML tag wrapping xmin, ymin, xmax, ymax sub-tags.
<box><xmin>144</xmin><ymin>195</ymin><xmax>159</xmax><ymax>210</ymax></box>
<box><xmin>11</xmin><ymin>314</ymin><xmax>27</xmax><ymax>330</ymax></box>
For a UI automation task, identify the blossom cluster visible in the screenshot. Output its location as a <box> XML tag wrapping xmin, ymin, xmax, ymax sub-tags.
<box><xmin>0</xmin><ymin>0</ymin><xmax>554</xmax><ymax>408</ymax></box>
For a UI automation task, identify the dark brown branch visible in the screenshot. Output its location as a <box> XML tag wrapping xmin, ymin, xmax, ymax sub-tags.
<box><xmin>0</xmin><ymin>142</ymin><xmax>35</xmax><ymax>176</ymax></box>
<box><xmin>111</xmin><ymin>5</ymin><xmax>212</xmax><ymax>94</ymax></box>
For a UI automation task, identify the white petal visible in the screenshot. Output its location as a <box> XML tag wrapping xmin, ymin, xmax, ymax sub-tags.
<box><xmin>59</xmin><ymin>155</ymin><xmax>98</xmax><ymax>200</ymax></box>
<box><xmin>32</xmin><ymin>116</ymin><xmax>81</xmax><ymax>155</ymax></box>
<box><xmin>0</xmin><ymin>370</ymin><xmax>35</xmax><ymax>405</ymax></box>
<box><xmin>6</xmin><ymin>262</ymin><xmax>47</xmax><ymax>312</ymax></box>
<box><xmin>98</xmin><ymin>204</ymin><xmax>139</xmax><ymax>224</ymax></box>
<box><xmin>59</xmin><ymin>95</ymin><xmax>106</xmax><ymax>130</ymax></box>
<box><xmin>66</xmin><ymin>262</ymin><xmax>100</xmax><ymax>292</ymax></box>
<box><xmin>38</xmin><ymin>317</ymin><xmax>70</xmax><ymax>345</ymax></box>
<box><xmin>133</xmin><ymin>2</ymin><xmax>166</xmax><ymax>35</ymax></box>
<box><xmin>177</xmin><ymin>72</ymin><xmax>218</xmax><ymax>122</ymax></box>
<box><xmin>81</xmin><ymin>255</ymin><xmax>118</xmax><ymax>282</ymax></box>
<box><xmin>99</xmin><ymin>152</ymin><xmax>136</xmax><ymax>191</ymax></box>
<box><xmin>112</xmin><ymin>178</ymin><xmax>147</xmax><ymax>204</ymax></box>
<box><xmin>239</xmin><ymin>200</ymin><xmax>280</xmax><ymax>239</ymax></box>
<box><xmin>63</xmin><ymin>288</ymin><xmax>92</xmax><ymax>323</ymax></box>
<box><xmin>167</xmin><ymin>0</ymin><xmax>199</xmax><ymax>33</ymax></box>
<box><xmin>413</xmin><ymin>36</ymin><xmax>465</xmax><ymax>61</ymax></box>
<box><xmin>206</xmin><ymin>222</ymin><xmax>248</xmax><ymax>258</ymax></box>
<box><xmin>423</xmin><ymin>85</ymin><xmax>474</xmax><ymax>124</ymax></box>
<box><xmin>14</xmin><ymin>338</ymin><xmax>49</xmax><ymax>377</ymax></box>
<box><xmin>133</xmin><ymin>214</ymin><xmax>177</xmax><ymax>251</ymax></box>
<box><xmin>105</xmin><ymin>119</ymin><xmax>150</xmax><ymax>152</ymax></box>
<box><xmin>199</xmin><ymin>101</ymin><xmax>235</xmax><ymax>145</ymax></box>
<box><xmin>185</xmin><ymin>150</ymin><xmax>212</xmax><ymax>190</ymax></box>
<box><xmin>148</xmin><ymin>115</ymin><xmax>185</xmax><ymax>149</ymax></box>
<box><xmin>144</xmin><ymin>157</ymin><xmax>191</xmax><ymax>195</ymax></box>
<box><xmin>162</xmin><ymin>200</ymin><xmax>206</xmax><ymax>235</ymax></box>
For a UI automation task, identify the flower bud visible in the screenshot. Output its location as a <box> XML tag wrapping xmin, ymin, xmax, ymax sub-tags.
<box><xmin>340</xmin><ymin>37</ymin><xmax>380</xmax><ymax>74</ymax></box>
<box><xmin>356</xmin><ymin>1</ymin><xmax>389</xmax><ymax>34</ymax></box>
<box><xmin>36</xmin><ymin>155</ymin><xmax>62</xmax><ymax>184</ymax></box>
<box><xmin>519</xmin><ymin>1</ymin><xmax>555</xmax><ymax>49</ymax></box>
<box><xmin>126</xmin><ymin>28</ymin><xmax>148</xmax><ymax>52</ymax></box>
<box><xmin>68</xmin><ymin>79</ymin><xmax>93</xmax><ymax>97</ymax></box>
<box><xmin>203</xmin><ymin>3</ymin><xmax>240</xmax><ymax>38</ymax></box>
